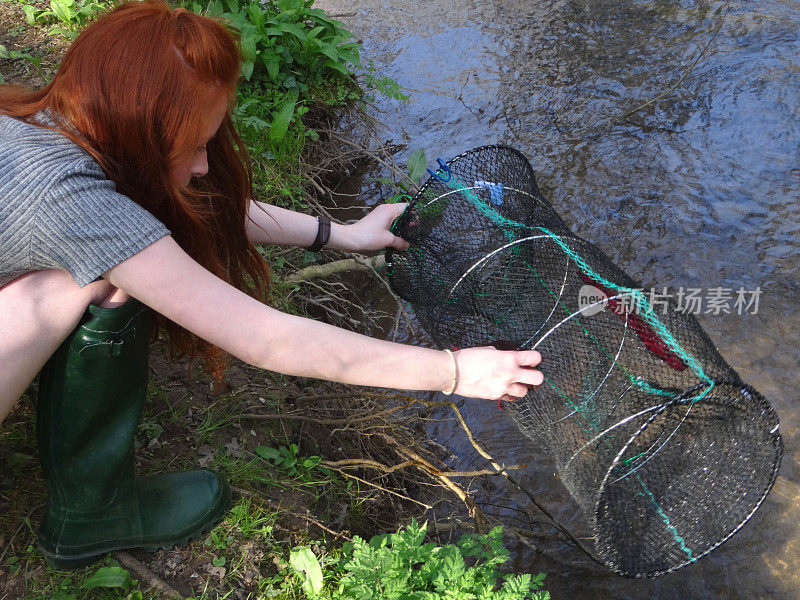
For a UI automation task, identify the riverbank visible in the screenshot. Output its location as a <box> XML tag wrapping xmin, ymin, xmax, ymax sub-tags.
<box><xmin>0</xmin><ymin>2</ymin><xmax>418</xmax><ymax>598</ymax></box>
<box><xmin>0</xmin><ymin>2</ymin><xmax>551</xmax><ymax>598</ymax></box>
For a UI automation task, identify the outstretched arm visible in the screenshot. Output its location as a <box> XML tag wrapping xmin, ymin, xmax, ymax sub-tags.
<box><xmin>246</xmin><ymin>199</ymin><xmax>409</xmax><ymax>252</ymax></box>
<box><xmin>105</xmin><ymin>236</ymin><xmax>542</xmax><ymax>400</ymax></box>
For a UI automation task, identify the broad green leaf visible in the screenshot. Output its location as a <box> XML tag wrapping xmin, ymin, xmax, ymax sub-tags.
<box><xmin>77</xmin><ymin>3</ymin><xmax>101</xmax><ymax>18</ymax></box>
<box><xmin>269</xmin><ymin>100</ymin><xmax>297</xmax><ymax>142</ymax></box>
<box><xmin>368</xmin><ymin>533</ymin><xmax>389</xmax><ymax>549</ymax></box>
<box><xmin>205</xmin><ymin>0</ymin><xmax>223</xmax><ymax>16</ymax></box>
<box><xmin>241</xmin><ymin>59</ymin><xmax>254</xmax><ymax>81</ymax></box>
<box><xmin>323</xmin><ymin>59</ymin><xmax>348</xmax><ymax>75</ymax></box>
<box><xmin>246</xmin><ymin>3</ymin><xmax>265</xmax><ymax>28</ymax></box>
<box><xmin>265</xmin><ymin>56</ymin><xmax>280</xmax><ymax>81</ymax></box>
<box><xmin>277</xmin><ymin>0</ymin><xmax>302</xmax><ymax>11</ymax></box>
<box><xmin>337</xmin><ymin>47</ymin><xmax>361</xmax><ymax>67</ymax></box>
<box><xmin>240</xmin><ymin>34</ymin><xmax>257</xmax><ymax>62</ymax></box>
<box><xmin>289</xmin><ymin>547</ymin><xmax>323</xmax><ymax>595</ymax></box>
<box><xmin>81</xmin><ymin>566</ymin><xmax>135</xmax><ymax>591</ymax></box>
<box><xmin>50</xmin><ymin>0</ymin><xmax>76</xmax><ymax>24</ymax></box>
<box><xmin>255</xmin><ymin>446</ymin><xmax>281</xmax><ymax>460</ymax></box>
<box><xmin>225</xmin><ymin>10</ymin><xmax>248</xmax><ymax>29</ymax></box>
<box><xmin>315</xmin><ymin>42</ymin><xmax>338</xmax><ymax>62</ymax></box>
<box><xmin>22</xmin><ymin>5</ymin><xmax>40</xmax><ymax>25</ymax></box>
<box><xmin>309</xmin><ymin>14</ymin><xmax>335</xmax><ymax>29</ymax></box>
<box><xmin>276</xmin><ymin>22</ymin><xmax>306</xmax><ymax>42</ymax></box>
<box><xmin>306</xmin><ymin>25</ymin><xmax>325</xmax><ymax>40</ymax></box>
<box><xmin>406</xmin><ymin>148</ymin><xmax>427</xmax><ymax>182</ymax></box>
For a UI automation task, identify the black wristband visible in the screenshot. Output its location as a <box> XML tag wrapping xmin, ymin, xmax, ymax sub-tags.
<box><xmin>307</xmin><ymin>215</ymin><xmax>331</xmax><ymax>252</ymax></box>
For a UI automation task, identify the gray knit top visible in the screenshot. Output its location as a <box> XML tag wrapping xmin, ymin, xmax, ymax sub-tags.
<box><xmin>0</xmin><ymin>113</ymin><xmax>171</xmax><ymax>288</ymax></box>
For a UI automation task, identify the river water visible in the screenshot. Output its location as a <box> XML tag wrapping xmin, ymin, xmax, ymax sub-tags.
<box><xmin>318</xmin><ymin>1</ymin><xmax>800</xmax><ymax>597</ymax></box>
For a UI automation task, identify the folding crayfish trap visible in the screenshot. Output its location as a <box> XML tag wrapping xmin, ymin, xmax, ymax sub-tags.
<box><xmin>385</xmin><ymin>145</ymin><xmax>783</xmax><ymax>577</ymax></box>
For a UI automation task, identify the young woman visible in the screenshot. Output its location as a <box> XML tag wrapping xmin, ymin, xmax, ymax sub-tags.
<box><xmin>0</xmin><ymin>0</ymin><xmax>543</xmax><ymax>568</ymax></box>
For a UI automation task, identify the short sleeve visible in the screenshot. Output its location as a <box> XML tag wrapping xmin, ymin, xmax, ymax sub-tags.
<box><xmin>31</xmin><ymin>158</ymin><xmax>171</xmax><ymax>287</ymax></box>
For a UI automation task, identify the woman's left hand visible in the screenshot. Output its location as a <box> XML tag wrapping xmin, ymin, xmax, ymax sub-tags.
<box><xmin>345</xmin><ymin>203</ymin><xmax>410</xmax><ymax>252</ymax></box>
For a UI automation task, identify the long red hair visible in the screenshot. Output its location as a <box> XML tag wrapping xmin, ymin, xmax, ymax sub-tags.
<box><xmin>0</xmin><ymin>0</ymin><xmax>270</xmax><ymax>384</ymax></box>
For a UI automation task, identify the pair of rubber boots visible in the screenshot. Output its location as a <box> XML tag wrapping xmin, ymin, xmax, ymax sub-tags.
<box><xmin>36</xmin><ymin>298</ymin><xmax>231</xmax><ymax>569</ymax></box>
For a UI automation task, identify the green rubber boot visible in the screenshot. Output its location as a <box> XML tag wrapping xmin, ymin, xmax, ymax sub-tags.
<box><xmin>36</xmin><ymin>298</ymin><xmax>231</xmax><ymax>570</ymax></box>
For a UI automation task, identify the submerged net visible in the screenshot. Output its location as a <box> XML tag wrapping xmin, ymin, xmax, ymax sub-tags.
<box><xmin>385</xmin><ymin>145</ymin><xmax>783</xmax><ymax>578</ymax></box>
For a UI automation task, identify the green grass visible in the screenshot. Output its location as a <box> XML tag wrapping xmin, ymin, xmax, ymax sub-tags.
<box><xmin>7</xmin><ymin>554</ymin><xmax>141</xmax><ymax>600</ymax></box>
<box><xmin>215</xmin><ymin>454</ymin><xmax>284</xmax><ymax>489</ymax></box>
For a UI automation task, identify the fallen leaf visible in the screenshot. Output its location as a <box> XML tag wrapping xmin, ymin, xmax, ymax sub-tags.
<box><xmin>225</xmin><ymin>437</ymin><xmax>241</xmax><ymax>458</ymax></box>
<box><xmin>207</xmin><ymin>565</ymin><xmax>226</xmax><ymax>581</ymax></box>
<box><xmin>198</xmin><ymin>445</ymin><xmax>215</xmax><ymax>468</ymax></box>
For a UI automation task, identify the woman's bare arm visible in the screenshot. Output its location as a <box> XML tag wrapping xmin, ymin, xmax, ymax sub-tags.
<box><xmin>104</xmin><ymin>236</ymin><xmax>543</xmax><ymax>399</ymax></box>
<box><xmin>245</xmin><ymin>199</ymin><xmax>408</xmax><ymax>251</ymax></box>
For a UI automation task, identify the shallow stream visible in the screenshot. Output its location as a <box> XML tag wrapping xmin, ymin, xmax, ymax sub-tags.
<box><xmin>319</xmin><ymin>1</ymin><xmax>800</xmax><ymax>597</ymax></box>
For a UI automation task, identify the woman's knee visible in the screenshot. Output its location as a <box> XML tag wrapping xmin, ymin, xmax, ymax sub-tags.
<box><xmin>1</xmin><ymin>269</ymin><xmax>128</xmax><ymax>310</ymax></box>
<box><xmin>97</xmin><ymin>285</ymin><xmax>131</xmax><ymax>308</ymax></box>
<box><xmin>0</xmin><ymin>270</ymin><xmax>132</xmax><ymax>424</ymax></box>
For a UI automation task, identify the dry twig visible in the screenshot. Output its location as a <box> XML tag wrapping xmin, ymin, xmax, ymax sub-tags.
<box><xmin>114</xmin><ymin>551</ymin><xmax>182</xmax><ymax>599</ymax></box>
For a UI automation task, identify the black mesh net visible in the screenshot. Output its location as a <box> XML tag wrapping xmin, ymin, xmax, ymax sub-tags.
<box><xmin>385</xmin><ymin>145</ymin><xmax>783</xmax><ymax>578</ymax></box>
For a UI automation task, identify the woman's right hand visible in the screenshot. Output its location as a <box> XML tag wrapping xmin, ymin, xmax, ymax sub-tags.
<box><xmin>449</xmin><ymin>347</ymin><xmax>544</xmax><ymax>401</ymax></box>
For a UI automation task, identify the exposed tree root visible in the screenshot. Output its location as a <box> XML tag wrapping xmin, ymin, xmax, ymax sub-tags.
<box><xmin>286</xmin><ymin>254</ymin><xmax>385</xmax><ymax>283</ymax></box>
